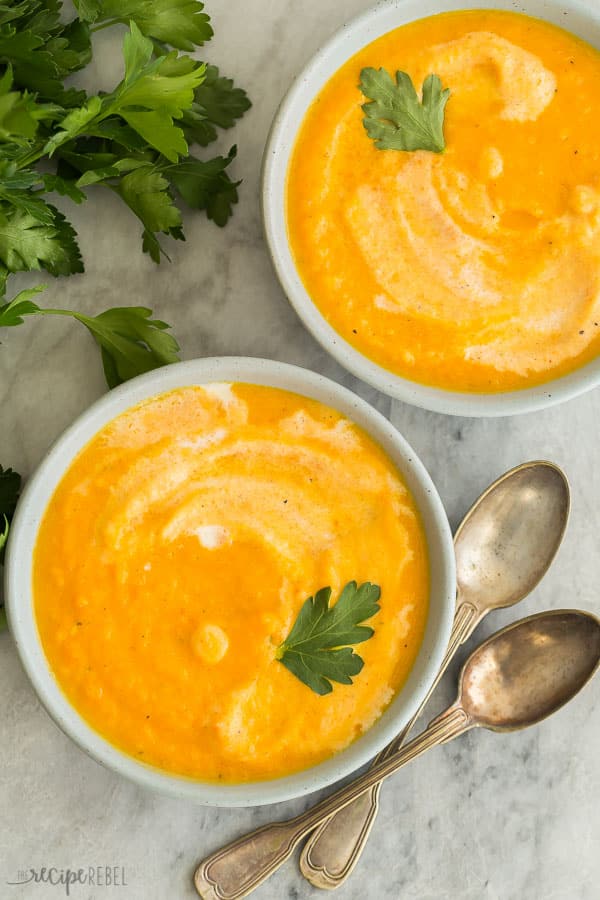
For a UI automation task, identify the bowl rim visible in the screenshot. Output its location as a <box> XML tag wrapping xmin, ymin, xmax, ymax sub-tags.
<box><xmin>5</xmin><ymin>356</ymin><xmax>456</xmax><ymax>807</ymax></box>
<box><xmin>261</xmin><ymin>0</ymin><xmax>600</xmax><ymax>417</ymax></box>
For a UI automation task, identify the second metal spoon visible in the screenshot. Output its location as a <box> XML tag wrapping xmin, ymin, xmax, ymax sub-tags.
<box><xmin>300</xmin><ymin>460</ymin><xmax>570</xmax><ymax>889</ymax></box>
<box><xmin>194</xmin><ymin>609</ymin><xmax>598</xmax><ymax>899</ymax></box>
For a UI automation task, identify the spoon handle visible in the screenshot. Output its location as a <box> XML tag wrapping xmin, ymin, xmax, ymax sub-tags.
<box><xmin>299</xmin><ymin>600</ymin><xmax>480</xmax><ymax>889</ymax></box>
<box><xmin>194</xmin><ymin>705</ymin><xmax>471</xmax><ymax>900</ymax></box>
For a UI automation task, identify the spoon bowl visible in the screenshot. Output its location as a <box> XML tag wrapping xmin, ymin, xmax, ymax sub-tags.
<box><xmin>461</xmin><ymin>610</ymin><xmax>600</xmax><ymax>730</ymax></box>
<box><xmin>454</xmin><ymin>462</ymin><xmax>570</xmax><ymax>614</ymax></box>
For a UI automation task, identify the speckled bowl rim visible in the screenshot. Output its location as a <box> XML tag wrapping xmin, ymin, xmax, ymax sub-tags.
<box><xmin>261</xmin><ymin>0</ymin><xmax>600</xmax><ymax>417</ymax></box>
<box><xmin>5</xmin><ymin>357</ymin><xmax>455</xmax><ymax>807</ymax></box>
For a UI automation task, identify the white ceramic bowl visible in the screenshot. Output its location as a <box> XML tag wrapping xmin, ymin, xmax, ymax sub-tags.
<box><xmin>5</xmin><ymin>357</ymin><xmax>455</xmax><ymax>806</ymax></box>
<box><xmin>262</xmin><ymin>0</ymin><xmax>600</xmax><ymax>417</ymax></box>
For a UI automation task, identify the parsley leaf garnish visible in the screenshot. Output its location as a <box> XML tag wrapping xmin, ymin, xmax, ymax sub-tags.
<box><xmin>276</xmin><ymin>582</ymin><xmax>381</xmax><ymax>695</ymax></box>
<box><xmin>359</xmin><ymin>67</ymin><xmax>450</xmax><ymax>153</ymax></box>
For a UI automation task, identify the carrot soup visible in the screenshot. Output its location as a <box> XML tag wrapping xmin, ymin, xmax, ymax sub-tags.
<box><xmin>33</xmin><ymin>384</ymin><xmax>428</xmax><ymax>782</ymax></box>
<box><xmin>287</xmin><ymin>10</ymin><xmax>600</xmax><ymax>392</ymax></box>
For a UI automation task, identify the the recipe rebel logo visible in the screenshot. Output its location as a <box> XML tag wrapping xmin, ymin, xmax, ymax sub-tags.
<box><xmin>6</xmin><ymin>866</ymin><xmax>128</xmax><ymax>895</ymax></box>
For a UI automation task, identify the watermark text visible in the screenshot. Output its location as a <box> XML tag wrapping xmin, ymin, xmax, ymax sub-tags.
<box><xmin>7</xmin><ymin>866</ymin><xmax>128</xmax><ymax>895</ymax></box>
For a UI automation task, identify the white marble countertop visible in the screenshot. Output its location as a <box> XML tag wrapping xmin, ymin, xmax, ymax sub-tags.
<box><xmin>1</xmin><ymin>2</ymin><xmax>599</xmax><ymax>898</ymax></box>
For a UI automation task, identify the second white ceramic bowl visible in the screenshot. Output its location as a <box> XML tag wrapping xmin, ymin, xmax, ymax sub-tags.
<box><xmin>5</xmin><ymin>357</ymin><xmax>455</xmax><ymax>806</ymax></box>
<box><xmin>262</xmin><ymin>0</ymin><xmax>600</xmax><ymax>417</ymax></box>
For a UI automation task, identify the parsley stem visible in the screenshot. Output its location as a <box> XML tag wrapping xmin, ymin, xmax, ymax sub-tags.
<box><xmin>34</xmin><ymin>309</ymin><xmax>93</xmax><ymax>329</ymax></box>
<box><xmin>36</xmin><ymin>309</ymin><xmax>96</xmax><ymax>330</ymax></box>
<box><xmin>90</xmin><ymin>20</ymin><xmax>122</xmax><ymax>34</ymax></box>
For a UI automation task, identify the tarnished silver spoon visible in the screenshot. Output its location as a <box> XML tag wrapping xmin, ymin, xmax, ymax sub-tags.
<box><xmin>300</xmin><ymin>460</ymin><xmax>570</xmax><ymax>888</ymax></box>
<box><xmin>194</xmin><ymin>609</ymin><xmax>600</xmax><ymax>899</ymax></box>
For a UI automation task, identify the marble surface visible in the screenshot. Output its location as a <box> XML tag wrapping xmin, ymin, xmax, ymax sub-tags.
<box><xmin>1</xmin><ymin>2</ymin><xmax>599</xmax><ymax>898</ymax></box>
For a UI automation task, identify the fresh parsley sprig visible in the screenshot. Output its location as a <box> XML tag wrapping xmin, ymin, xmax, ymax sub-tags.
<box><xmin>0</xmin><ymin>285</ymin><xmax>180</xmax><ymax>387</ymax></box>
<box><xmin>276</xmin><ymin>582</ymin><xmax>381</xmax><ymax>695</ymax></box>
<box><xmin>0</xmin><ymin>0</ymin><xmax>251</xmax><ymax>291</ymax></box>
<box><xmin>359</xmin><ymin>67</ymin><xmax>450</xmax><ymax>153</ymax></box>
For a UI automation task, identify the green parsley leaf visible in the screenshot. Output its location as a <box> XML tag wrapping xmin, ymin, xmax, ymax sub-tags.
<box><xmin>193</xmin><ymin>65</ymin><xmax>251</xmax><ymax>130</ymax></box>
<box><xmin>75</xmin><ymin>0</ymin><xmax>101</xmax><ymax>24</ymax></box>
<box><xmin>121</xmin><ymin>108</ymin><xmax>189</xmax><ymax>162</ymax></box>
<box><xmin>276</xmin><ymin>582</ymin><xmax>381</xmax><ymax>695</ymax></box>
<box><xmin>0</xmin><ymin>515</ymin><xmax>9</xmax><ymax>555</ymax></box>
<box><xmin>116</xmin><ymin>165</ymin><xmax>183</xmax><ymax>261</ymax></box>
<box><xmin>0</xmin><ymin>3</ymin><xmax>90</xmax><ymax>106</ymax></box>
<box><xmin>79</xmin><ymin>0</ymin><xmax>213</xmax><ymax>52</ymax></box>
<box><xmin>0</xmin><ymin>464</ymin><xmax>21</xmax><ymax>566</ymax></box>
<box><xmin>0</xmin><ymin>162</ymin><xmax>73</xmax><ymax>223</ymax></box>
<box><xmin>0</xmin><ymin>161</ymin><xmax>57</xmax><ymax>224</ymax></box>
<box><xmin>179</xmin><ymin>67</ymin><xmax>251</xmax><ymax>148</ymax></box>
<box><xmin>42</xmin><ymin>173</ymin><xmax>86</xmax><ymax>204</ymax></box>
<box><xmin>0</xmin><ymin>160</ymin><xmax>39</xmax><ymax>190</ymax></box>
<box><xmin>75</xmin><ymin>157</ymin><xmax>148</xmax><ymax>187</ymax></box>
<box><xmin>0</xmin><ymin>465</ymin><xmax>21</xmax><ymax>520</ymax></box>
<box><xmin>0</xmin><ymin>65</ymin><xmax>53</xmax><ymax>143</ymax></box>
<box><xmin>111</xmin><ymin>28</ymin><xmax>205</xmax><ymax>161</ymax></box>
<box><xmin>359</xmin><ymin>67</ymin><xmax>450</xmax><ymax>153</ymax></box>
<box><xmin>117</xmin><ymin>26</ymin><xmax>205</xmax><ymax>117</ymax></box>
<box><xmin>178</xmin><ymin>107</ymin><xmax>216</xmax><ymax>148</ymax></box>
<box><xmin>73</xmin><ymin>306</ymin><xmax>181</xmax><ymax>387</ymax></box>
<box><xmin>0</xmin><ymin>283</ymin><xmax>46</xmax><ymax>325</ymax></box>
<box><xmin>43</xmin><ymin>95</ymin><xmax>103</xmax><ymax>156</ymax></box>
<box><xmin>167</xmin><ymin>146</ymin><xmax>239</xmax><ymax>227</ymax></box>
<box><xmin>84</xmin><ymin>119</ymin><xmax>148</xmax><ymax>151</ymax></box>
<box><xmin>0</xmin><ymin>203</ymin><xmax>83</xmax><ymax>282</ymax></box>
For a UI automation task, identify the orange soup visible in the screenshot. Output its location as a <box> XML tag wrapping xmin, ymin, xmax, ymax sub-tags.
<box><xmin>287</xmin><ymin>10</ymin><xmax>600</xmax><ymax>392</ymax></box>
<box><xmin>33</xmin><ymin>384</ymin><xmax>429</xmax><ymax>782</ymax></box>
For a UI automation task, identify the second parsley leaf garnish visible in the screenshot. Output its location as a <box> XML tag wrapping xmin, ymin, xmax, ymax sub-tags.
<box><xmin>276</xmin><ymin>582</ymin><xmax>381</xmax><ymax>695</ymax></box>
<box><xmin>359</xmin><ymin>67</ymin><xmax>450</xmax><ymax>153</ymax></box>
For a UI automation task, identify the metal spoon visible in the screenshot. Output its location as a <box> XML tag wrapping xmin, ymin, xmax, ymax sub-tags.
<box><xmin>194</xmin><ymin>609</ymin><xmax>600</xmax><ymax>900</ymax></box>
<box><xmin>300</xmin><ymin>460</ymin><xmax>570</xmax><ymax>888</ymax></box>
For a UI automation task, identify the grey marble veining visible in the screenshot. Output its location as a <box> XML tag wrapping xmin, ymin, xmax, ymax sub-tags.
<box><xmin>1</xmin><ymin>2</ymin><xmax>599</xmax><ymax>898</ymax></box>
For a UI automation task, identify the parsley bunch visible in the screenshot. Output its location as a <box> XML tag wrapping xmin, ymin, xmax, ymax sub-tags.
<box><xmin>0</xmin><ymin>1</ymin><xmax>250</xmax><ymax>283</ymax></box>
<box><xmin>0</xmin><ymin>0</ymin><xmax>250</xmax><ymax>387</ymax></box>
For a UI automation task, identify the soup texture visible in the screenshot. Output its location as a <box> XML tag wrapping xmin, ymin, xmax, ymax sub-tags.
<box><xmin>287</xmin><ymin>10</ymin><xmax>600</xmax><ymax>392</ymax></box>
<box><xmin>34</xmin><ymin>384</ymin><xmax>429</xmax><ymax>782</ymax></box>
